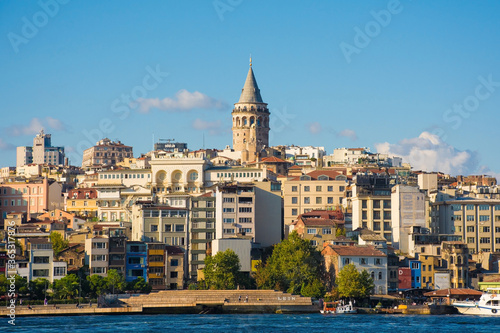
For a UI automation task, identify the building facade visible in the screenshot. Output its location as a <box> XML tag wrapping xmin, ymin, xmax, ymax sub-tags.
<box><xmin>16</xmin><ymin>130</ymin><xmax>65</xmax><ymax>168</ymax></box>
<box><xmin>81</xmin><ymin>138</ymin><xmax>133</xmax><ymax>168</ymax></box>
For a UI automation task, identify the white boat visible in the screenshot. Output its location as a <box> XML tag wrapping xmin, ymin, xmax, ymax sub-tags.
<box><xmin>453</xmin><ymin>288</ymin><xmax>500</xmax><ymax>316</ymax></box>
<box><xmin>336</xmin><ymin>301</ymin><xmax>357</xmax><ymax>314</ymax></box>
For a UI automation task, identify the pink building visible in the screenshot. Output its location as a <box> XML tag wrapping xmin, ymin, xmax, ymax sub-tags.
<box><xmin>0</xmin><ymin>178</ymin><xmax>63</xmax><ymax>224</ymax></box>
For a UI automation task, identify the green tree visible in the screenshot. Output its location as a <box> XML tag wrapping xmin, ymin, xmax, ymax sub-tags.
<box><xmin>28</xmin><ymin>278</ymin><xmax>50</xmax><ymax>300</ymax></box>
<box><xmin>106</xmin><ymin>269</ymin><xmax>125</xmax><ymax>294</ymax></box>
<box><xmin>49</xmin><ymin>232</ymin><xmax>69</xmax><ymax>257</ymax></box>
<box><xmin>335</xmin><ymin>227</ymin><xmax>346</xmax><ymax>237</ymax></box>
<box><xmin>87</xmin><ymin>274</ymin><xmax>107</xmax><ymax>297</ymax></box>
<box><xmin>15</xmin><ymin>275</ymin><xmax>28</xmax><ymax>295</ymax></box>
<box><xmin>53</xmin><ymin>274</ymin><xmax>79</xmax><ymax>299</ymax></box>
<box><xmin>202</xmin><ymin>249</ymin><xmax>241</xmax><ymax>290</ymax></box>
<box><xmin>132</xmin><ymin>277</ymin><xmax>152</xmax><ymax>293</ymax></box>
<box><xmin>255</xmin><ymin>231</ymin><xmax>325</xmax><ymax>297</ymax></box>
<box><xmin>335</xmin><ymin>263</ymin><xmax>374</xmax><ymax>299</ymax></box>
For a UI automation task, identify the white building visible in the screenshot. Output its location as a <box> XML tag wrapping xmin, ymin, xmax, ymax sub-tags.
<box><xmin>85</xmin><ymin>237</ymin><xmax>109</xmax><ymax>276</ymax></box>
<box><xmin>391</xmin><ymin>185</ymin><xmax>426</xmax><ymax>252</ymax></box>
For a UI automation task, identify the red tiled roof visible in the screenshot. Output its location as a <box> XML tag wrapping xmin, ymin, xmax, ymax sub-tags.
<box><xmin>289</xmin><ymin>165</ymin><xmax>302</xmax><ymax>170</ymax></box>
<box><xmin>301</xmin><ymin>210</ymin><xmax>344</xmax><ymax>221</ymax></box>
<box><xmin>423</xmin><ymin>289</ymin><xmax>483</xmax><ymax>297</ymax></box>
<box><xmin>324</xmin><ymin>245</ymin><xmax>386</xmax><ymax>257</ymax></box>
<box><xmin>300</xmin><ymin>218</ymin><xmax>344</xmax><ymax>227</ymax></box>
<box><xmin>260</xmin><ymin>156</ymin><xmax>289</xmax><ymax>163</ymax></box>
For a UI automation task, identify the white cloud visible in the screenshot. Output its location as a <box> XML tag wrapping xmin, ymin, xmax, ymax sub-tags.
<box><xmin>192</xmin><ymin>118</ymin><xmax>228</xmax><ymax>135</ymax></box>
<box><xmin>0</xmin><ymin>138</ymin><xmax>15</xmax><ymax>150</ymax></box>
<box><xmin>6</xmin><ymin>117</ymin><xmax>67</xmax><ymax>136</ymax></box>
<box><xmin>307</xmin><ymin>122</ymin><xmax>322</xmax><ymax>134</ymax></box>
<box><xmin>135</xmin><ymin>89</ymin><xmax>228</xmax><ymax>113</ymax></box>
<box><xmin>338</xmin><ymin>128</ymin><xmax>358</xmax><ymax>141</ymax></box>
<box><xmin>375</xmin><ymin>131</ymin><xmax>479</xmax><ymax>175</ymax></box>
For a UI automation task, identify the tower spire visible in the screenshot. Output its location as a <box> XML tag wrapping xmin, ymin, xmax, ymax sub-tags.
<box><xmin>237</xmin><ymin>59</ymin><xmax>263</xmax><ymax>104</ymax></box>
<box><xmin>250</xmin><ymin>54</ymin><xmax>252</xmax><ymax>67</ymax></box>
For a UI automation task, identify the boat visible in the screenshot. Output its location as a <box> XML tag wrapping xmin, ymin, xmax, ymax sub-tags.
<box><xmin>320</xmin><ymin>301</ymin><xmax>338</xmax><ymax>314</ymax></box>
<box><xmin>452</xmin><ymin>288</ymin><xmax>500</xmax><ymax>316</ymax></box>
<box><xmin>336</xmin><ymin>300</ymin><xmax>357</xmax><ymax>314</ymax></box>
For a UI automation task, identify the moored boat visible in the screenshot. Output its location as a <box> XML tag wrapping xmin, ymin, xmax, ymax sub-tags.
<box><xmin>336</xmin><ymin>300</ymin><xmax>357</xmax><ymax>314</ymax></box>
<box><xmin>453</xmin><ymin>288</ymin><xmax>500</xmax><ymax>316</ymax></box>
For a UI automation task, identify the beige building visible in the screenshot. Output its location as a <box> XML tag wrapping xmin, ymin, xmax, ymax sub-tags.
<box><xmin>351</xmin><ymin>174</ymin><xmax>394</xmax><ymax>244</ymax></box>
<box><xmin>433</xmin><ymin>199</ymin><xmax>500</xmax><ymax>254</ymax></box>
<box><xmin>85</xmin><ymin>237</ymin><xmax>109</xmax><ymax>276</ymax></box>
<box><xmin>290</xmin><ymin>210</ymin><xmax>344</xmax><ymax>248</ymax></box>
<box><xmin>283</xmin><ymin>170</ymin><xmax>348</xmax><ymax>230</ymax></box>
<box><xmin>16</xmin><ymin>130</ymin><xmax>65</xmax><ymax>168</ymax></box>
<box><xmin>81</xmin><ymin>138</ymin><xmax>133</xmax><ymax>168</ymax></box>
<box><xmin>232</xmin><ymin>59</ymin><xmax>270</xmax><ymax>163</ymax></box>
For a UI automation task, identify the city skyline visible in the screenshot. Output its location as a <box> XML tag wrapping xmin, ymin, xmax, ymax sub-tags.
<box><xmin>1</xmin><ymin>1</ymin><xmax>499</xmax><ymax>178</ymax></box>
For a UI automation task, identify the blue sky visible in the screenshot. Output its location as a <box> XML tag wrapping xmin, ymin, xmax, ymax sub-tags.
<box><xmin>1</xmin><ymin>0</ymin><xmax>499</xmax><ymax>178</ymax></box>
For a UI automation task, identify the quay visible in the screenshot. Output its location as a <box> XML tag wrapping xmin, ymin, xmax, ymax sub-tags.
<box><xmin>0</xmin><ymin>290</ymin><xmax>318</xmax><ymax>317</ymax></box>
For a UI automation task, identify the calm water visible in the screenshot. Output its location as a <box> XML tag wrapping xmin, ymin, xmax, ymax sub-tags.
<box><xmin>2</xmin><ymin>314</ymin><xmax>500</xmax><ymax>332</ymax></box>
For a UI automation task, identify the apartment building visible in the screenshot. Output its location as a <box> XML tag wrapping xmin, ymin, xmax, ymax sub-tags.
<box><xmin>81</xmin><ymin>138</ymin><xmax>133</xmax><ymax>168</ymax></box>
<box><xmin>125</xmin><ymin>241</ymin><xmax>147</xmax><ymax>283</ymax></box>
<box><xmin>21</xmin><ymin>238</ymin><xmax>67</xmax><ymax>283</ymax></box>
<box><xmin>16</xmin><ymin>130</ymin><xmax>65</xmax><ymax>168</ymax></box>
<box><xmin>147</xmin><ymin>242</ymin><xmax>166</xmax><ymax>289</ymax></box>
<box><xmin>351</xmin><ymin>174</ymin><xmax>394</xmax><ymax>244</ymax></box>
<box><xmin>85</xmin><ymin>237</ymin><xmax>109</xmax><ymax>276</ymax></box>
<box><xmin>290</xmin><ymin>210</ymin><xmax>344</xmax><ymax>248</ymax></box>
<box><xmin>283</xmin><ymin>170</ymin><xmax>348</xmax><ymax>230</ymax></box>
<box><xmin>190</xmin><ymin>193</ymin><xmax>215</xmax><ymax>278</ymax></box>
<box><xmin>322</xmin><ymin>244</ymin><xmax>388</xmax><ymax>295</ymax></box>
<box><xmin>432</xmin><ymin>199</ymin><xmax>500</xmax><ymax>254</ymax></box>
<box><xmin>66</xmin><ymin>188</ymin><xmax>98</xmax><ymax>218</ymax></box>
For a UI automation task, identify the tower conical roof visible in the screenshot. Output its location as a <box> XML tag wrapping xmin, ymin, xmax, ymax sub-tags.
<box><xmin>238</xmin><ymin>63</ymin><xmax>264</xmax><ymax>104</ymax></box>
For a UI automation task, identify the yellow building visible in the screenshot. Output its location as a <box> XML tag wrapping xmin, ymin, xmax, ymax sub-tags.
<box><xmin>66</xmin><ymin>188</ymin><xmax>98</xmax><ymax>219</ymax></box>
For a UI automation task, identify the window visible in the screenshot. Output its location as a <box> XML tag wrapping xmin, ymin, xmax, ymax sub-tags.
<box><xmin>92</xmin><ymin>242</ymin><xmax>106</xmax><ymax>249</ymax></box>
<box><xmin>316</xmin><ymin>197</ymin><xmax>322</xmax><ymax>204</ymax></box>
<box><xmin>239</xmin><ymin>207</ymin><xmax>252</xmax><ymax>213</ymax></box>
<box><xmin>223</xmin><ymin>229</ymin><xmax>235</xmax><ymax>234</ymax></box>
<box><xmin>164</xmin><ymin>224</ymin><xmax>172</xmax><ymax>232</ymax></box>
<box><xmin>310</xmin><ymin>240</ymin><xmax>317</xmax><ymax>246</ymax></box>
<box><xmin>373</xmin><ymin>211</ymin><xmax>380</xmax><ymax>220</ymax></box>
<box><xmin>316</xmin><ymin>186</ymin><xmax>322</xmax><ymax>192</ymax></box>
<box><xmin>307</xmin><ymin>228</ymin><xmax>317</xmax><ymax>234</ymax></box>
<box><xmin>223</xmin><ymin>208</ymin><xmax>234</xmax><ymax>213</ymax></box>
<box><xmin>223</xmin><ymin>218</ymin><xmax>234</xmax><ymax>224</ymax></box>
<box><xmin>241</xmin><ymin>227</ymin><xmax>252</xmax><ymax>233</ymax></box>
<box><xmin>327</xmin><ymin>186</ymin><xmax>333</xmax><ymax>192</ymax></box>
<box><xmin>92</xmin><ymin>267</ymin><xmax>107</xmax><ymax>274</ymax></box>
<box><xmin>170</xmin><ymin>259</ymin><xmax>179</xmax><ymax>266</ymax></box>
<box><xmin>33</xmin><ymin>256</ymin><xmax>50</xmax><ymax>264</ymax></box>
<box><xmin>422</xmin><ymin>265</ymin><xmax>426</xmax><ymax>271</ymax></box>
<box><xmin>170</xmin><ymin>272</ymin><xmax>178</xmax><ymax>278</ymax></box>
<box><xmin>373</xmin><ymin>200</ymin><xmax>381</xmax><ymax>208</ymax></box>
<box><xmin>467</xmin><ymin>226</ymin><xmax>474</xmax><ymax>232</ymax></box>
<box><xmin>467</xmin><ymin>215</ymin><xmax>474</xmax><ymax>221</ymax></box>
<box><xmin>175</xmin><ymin>225</ymin><xmax>185</xmax><ymax>232</ymax></box>
<box><xmin>480</xmin><ymin>237</ymin><xmax>490</xmax><ymax>244</ymax></box>
<box><xmin>479</xmin><ymin>205</ymin><xmax>489</xmax><ymax>211</ymax></box>
<box><xmin>479</xmin><ymin>216</ymin><xmax>490</xmax><ymax>222</ymax></box>
<box><xmin>483</xmin><ymin>226</ymin><xmax>490</xmax><ymax>233</ymax></box>
<box><xmin>303</xmin><ymin>186</ymin><xmax>310</xmax><ymax>192</ymax></box>
<box><xmin>378</xmin><ymin>272</ymin><xmax>382</xmax><ymax>280</ymax></box>
<box><xmin>467</xmin><ymin>237</ymin><xmax>475</xmax><ymax>243</ymax></box>
<box><xmin>375</xmin><ymin>258</ymin><xmax>381</xmax><ymax>265</ymax></box>
<box><xmin>360</xmin><ymin>258</ymin><xmax>367</xmax><ymax>265</ymax></box>
<box><xmin>33</xmin><ymin>269</ymin><xmax>49</xmax><ymax>277</ymax></box>
<box><xmin>92</xmin><ymin>255</ymin><xmax>106</xmax><ymax>261</ymax></box>
<box><xmin>339</xmin><ymin>186</ymin><xmax>345</xmax><ymax>192</ymax></box>
<box><xmin>292</xmin><ymin>209</ymin><xmax>298</xmax><ymax>216</ymax></box>
<box><xmin>327</xmin><ymin>197</ymin><xmax>333</xmax><ymax>204</ymax></box>
<box><xmin>496</xmin><ymin>227</ymin><xmax>500</xmax><ymax>233</ymax></box>
<box><xmin>291</xmin><ymin>197</ymin><xmax>298</xmax><ymax>204</ymax></box>
<box><xmin>343</xmin><ymin>258</ymin><xmax>350</xmax><ymax>265</ymax></box>
<box><xmin>322</xmin><ymin>228</ymin><xmax>331</xmax><ymax>235</ymax></box>
<box><xmin>304</xmin><ymin>197</ymin><xmax>310</xmax><ymax>204</ymax></box>
<box><xmin>291</xmin><ymin>186</ymin><xmax>298</xmax><ymax>192</ymax></box>
<box><xmin>411</xmin><ymin>262</ymin><xmax>419</xmax><ymax>269</ymax></box>
<box><xmin>362</xmin><ymin>200</ymin><xmax>367</xmax><ymax>208</ymax></box>
<box><xmin>223</xmin><ymin>197</ymin><xmax>235</xmax><ymax>203</ymax></box>
<box><xmin>151</xmin><ymin>225</ymin><xmax>158</xmax><ymax>232</ymax></box>
<box><xmin>362</xmin><ymin>211</ymin><xmax>367</xmax><ymax>219</ymax></box>
<box><xmin>239</xmin><ymin>217</ymin><xmax>252</xmax><ymax>223</ymax></box>
<box><xmin>466</xmin><ymin>205</ymin><xmax>474</xmax><ymax>210</ymax></box>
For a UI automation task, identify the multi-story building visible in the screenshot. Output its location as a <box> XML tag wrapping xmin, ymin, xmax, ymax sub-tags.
<box><xmin>125</xmin><ymin>241</ymin><xmax>148</xmax><ymax>283</ymax></box>
<box><xmin>231</xmin><ymin>59</ymin><xmax>270</xmax><ymax>163</ymax></box>
<box><xmin>108</xmin><ymin>236</ymin><xmax>126</xmax><ymax>274</ymax></box>
<box><xmin>58</xmin><ymin>243</ymin><xmax>85</xmax><ymax>274</ymax></box>
<box><xmin>147</xmin><ymin>242</ymin><xmax>166</xmax><ymax>289</ymax></box>
<box><xmin>204</xmin><ymin>167</ymin><xmax>271</xmax><ymax>187</ymax></box>
<box><xmin>23</xmin><ymin>238</ymin><xmax>67</xmax><ymax>283</ymax></box>
<box><xmin>290</xmin><ymin>210</ymin><xmax>344</xmax><ymax>248</ymax></box>
<box><xmin>441</xmin><ymin>241</ymin><xmax>469</xmax><ymax>288</ymax></box>
<box><xmin>16</xmin><ymin>130</ymin><xmax>65</xmax><ymax>167</ymax></box>
<box><xmin>215</xmin><ymin>182</ymin><xmax>281</xmax><ymax>248</ymax></box>
<box><xmin>0</xmin><ymin>177</ymin><xmax>63</xmax><ymax>223</ymax></box>
<box><xmin>322</xmin><ymin>244</ymin><xmax>388</xmax><ymax>295</ymax></box>
<box><xmin>391</xmin><ymin>185</ymin><xmax>426</xmax><ymax>252</ymax></box>
<box><xmin>351</xmin><ymin>174</ymin><xmax>394</xmax><ymax>244</ymax></box>
<box><xmin>66</xmin><ymin>188</ymin><xmax>98</xmax><ymax>219</ymax></box>
<box><xmin>432</xmin><ymin>199</ymin><xmax>500</xmax><ymax>254</ymax></box>
<box><xmin>165</xmin><ymin>245</ymin><xmax>184</xmax><ymax>289</ymax></box>
<box><xmin>409</xmin><ymin>259</ymin><xmax>422</xmax><ymax>289</ymax></box>
<box><xmin>190</xmin><ymin>193</ymin><xmax>215</xmax><ymax>278</ymax></box>
<box><xmin>85</xmin><ymin>237</ymin><xmax>109</xmax><ymax>276</ymax></box>
<box><xmin>81</xmin><ymin>138</ymin><xmax>133</xmax><ymax>168</ymax></box>
<box><xmin>283</xmin><ymin>170</ymin><xmax>348</xmax><ymax>229</ymax></box>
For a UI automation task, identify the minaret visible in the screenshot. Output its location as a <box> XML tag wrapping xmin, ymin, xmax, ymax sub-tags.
<box><xmin>232</xmin><ymin>58</ymin><xmax>270</xmax><ymax>163</ymax></box>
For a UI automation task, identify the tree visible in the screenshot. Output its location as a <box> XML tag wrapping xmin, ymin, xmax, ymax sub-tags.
<box><xmin>87</xmin><ymin>274</ymin><xmax>107</xmax><ymax>297</ymax></box>
<box><xmin>335</xmin><ymin>227</ymin><xmax>346</xmax><ymax>237</ymax></box>
<box><xmin>335</xmin><ymin>263</ymin><xmax>374</xmax><ymax>299</ymax></box>
<box><xmin>132</xmin><ymin>277</ymin><xmax>152</xmax><ymax>293</ymax></box>
<box><xmin>202</xmin><ymin>249</ymin><xmax>241</xmax><ymax>290</ymax></box>
<box><xmin>49</xmin><ymin>232</ymin><xmax>69</xmax><ymax>257</ymax></box>
<box><xmin>255</xmin><ymin>231</ymin><xmax>325</xmax><ymax>297</ymax></box>
<box><xmin>105</xmin><ymin>269</ymin><xmax>125</xmax><ymax>294</ymax></box>
<box><xmin>53</xmin><ymin>274</ymin><xmax>79</xmax><ymax>299</ymax></box>
<box><xmin>28</xmin><ymin>278</ymin><xmax>50</xmax><ymax>300</ymax></box>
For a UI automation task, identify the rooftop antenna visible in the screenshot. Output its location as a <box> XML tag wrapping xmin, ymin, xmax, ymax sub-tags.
<box><xmin>203</xmin><ymin>133</ymin><xmax>205</xmax><ymax>149</ymax></box>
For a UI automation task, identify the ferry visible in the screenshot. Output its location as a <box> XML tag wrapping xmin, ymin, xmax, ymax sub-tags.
<box><xmin>452</xmin><ymin>288</ymin><xmax>500</xmax><ymax>316</ymax></box>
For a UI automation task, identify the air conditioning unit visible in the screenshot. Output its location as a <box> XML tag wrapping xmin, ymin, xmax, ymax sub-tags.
<box><xmin>156</xmin><ymin>273</ymin><xmax>161</xmax><ymax>277</ymax></box>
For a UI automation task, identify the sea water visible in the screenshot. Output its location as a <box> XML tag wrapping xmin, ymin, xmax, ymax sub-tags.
<box><xmin>2</xmin><ymin>313</ymin><xmax>500</xmax><ymax>332</ymax></box>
